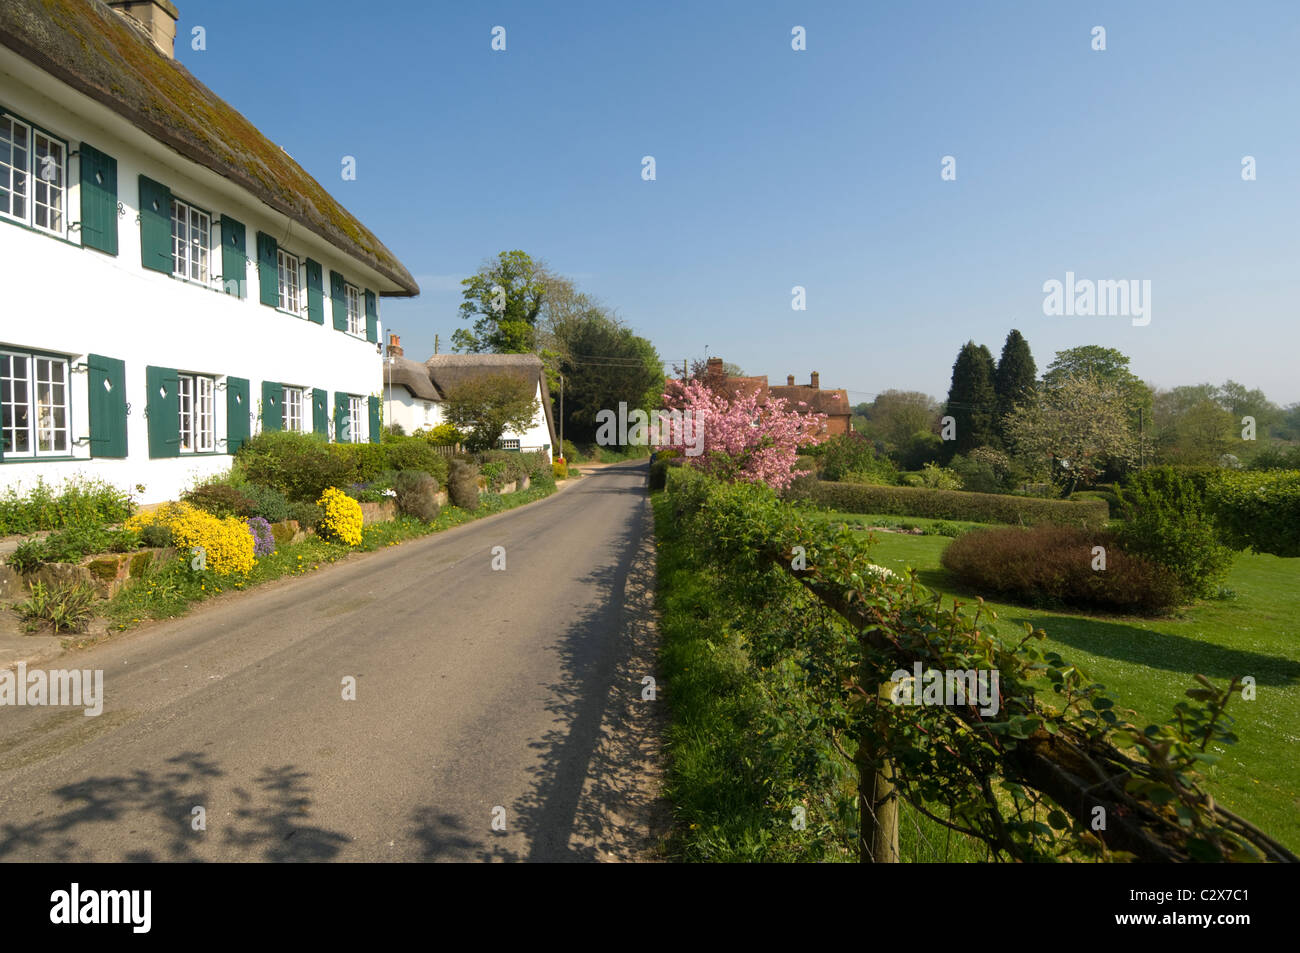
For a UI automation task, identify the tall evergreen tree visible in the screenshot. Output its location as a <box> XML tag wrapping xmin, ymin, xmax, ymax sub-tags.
<box><xmin>945</xmin><ymin>341</ymin><xmax>999</xmax><ymax>456</ymax></box>
<box><xmin>994</xmin><ymin>329</ymin><xmax>1037</xmax><ymax>444</ymax></box>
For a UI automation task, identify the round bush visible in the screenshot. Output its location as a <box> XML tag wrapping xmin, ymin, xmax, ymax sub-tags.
<box><xmin>316</xmin><ymin>488</ymin><xmax>363</xmax><ymax>546</ymax></box>
<box><xmin>448</xmin><ymin>460</ymin><xmax>480</xmax><ymax>511</ymax></box>
<box><xmin>940</xmin><ymin>524</ymin><xmax>1183</xmax><ymax>614</ymax></box>
<box><xmin>183</xmin><ymin>482</ymin><xmax>254</xmax><ymax>518</ymax></box>
<box><xmin>393</xmin><ymin>470</ymin><xmax>441</xmax><ymax>522</ymax></box>
<box><xmin>242</xmin><ymin>484</ymin><xmax>291</xmax><ymax>523</ymax></box>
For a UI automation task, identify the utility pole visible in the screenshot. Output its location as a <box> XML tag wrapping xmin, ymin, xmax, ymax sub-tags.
<box><xmin>1138</xmin><ymin>407</ymin><xmax>1144</xmax><ymax>469</ymax></box>
<box><xmin>559</xmin><ymin>373</ymin><xmax>564</xmax><ymax>456</ymax></box>
<box><xmin>434</xmin><ymin>333</ymin><xmax>439</xmax><ymax>355</ymax></box>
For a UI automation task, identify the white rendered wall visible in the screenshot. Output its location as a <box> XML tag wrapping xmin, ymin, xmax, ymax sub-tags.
<box><xmin>0</xmin><ymin>51</ymin><xmax>396</xmax><ymax>504</ymax></box>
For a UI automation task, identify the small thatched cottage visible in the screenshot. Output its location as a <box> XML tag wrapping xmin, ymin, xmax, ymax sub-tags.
<box><xmin>382</xmin><ymin>337</ymin><xmax>558</xmax><ymax>458</ymax></box>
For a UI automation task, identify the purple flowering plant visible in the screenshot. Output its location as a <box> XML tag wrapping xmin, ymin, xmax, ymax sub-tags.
<box><xmin>246</xmin><ymin>516</ymin><xmax>276</xmax><ymax>557</ymax></box>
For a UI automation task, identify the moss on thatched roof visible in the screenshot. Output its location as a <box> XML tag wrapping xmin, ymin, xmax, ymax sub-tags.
<box><xmin>0</xmin><ymin>0</ymin><xmax>418</xmax><ymax>295</ymax></box>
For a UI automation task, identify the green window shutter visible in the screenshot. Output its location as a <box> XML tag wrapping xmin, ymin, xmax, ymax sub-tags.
<box><xmin>305</xmin><ymin>259</ymin><xmax>324</xmax><ymax>324</ymax></box>
<box><xmin>330</xmin><ymin>270</ymin><xmax>347</xmax><ymax>331</ymax></box>
<box><xmin>79</xmin><ymin>144</ymin><xmax>118</xmax><ymax>256</ymax></box>
<box><xmin>334</xmin><ymin>392</ymin><xmax>350</xmax><ymax>442</ymax></box>
<box><xmin>260</xmin><ymin>381</ymin><xmax>283</xmax><ymax>432</ymax></box>
<box><xmin>312</xmin><ymin>388</ymin><xmax>328</xmax><ymax>435</ymax></box>
<box><xmin>220</xmin><ymin>215</ymin><xmax>246</xmax><ymax>297</ymax></box>
<box><xmin>364</xmin><ymin>289</ymin><xmax>378</xmax><ymax>343</ymax></box>
<box><xmin>368</xmin><ymin>395</ymin><xmax>381</xmax><ymax>444</ymax></box>
<box><xmin>138</xmin><ymin>175</ymin><xmax>172</xmax><ymax>273</ymax></box>
<box><xmin>145</xmin><ymin>365</ymin><xmax>180</xmax><ymax>458</ymax></box>
<box><xmin>226</xmin><ymin>376</ymin><xmax>250</xmax><ymax>452</ymax></box>
<box><xmin>256</xmin><ymin>231</ymin><xmax>279</xmax><ymax>307</ymax></box>
<box><xmin>86</xmin><ymin>354</ymin><xmax>127</xmax><ymax>457</ymax></box>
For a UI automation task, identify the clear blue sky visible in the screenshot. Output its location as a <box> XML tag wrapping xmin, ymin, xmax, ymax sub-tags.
<box><xmin>176</xmin><ymin>0</ymin><xmax>1300</xmax><ymax>406</ymax></box>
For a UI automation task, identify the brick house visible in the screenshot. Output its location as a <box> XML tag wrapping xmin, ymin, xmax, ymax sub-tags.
<box><xmin>697</xmin><ymin>357</ymin><xmax>851</xmax><ymax>436</ymax></box>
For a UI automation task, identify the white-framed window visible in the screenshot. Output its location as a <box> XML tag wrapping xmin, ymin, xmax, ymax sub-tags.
<box><xmin>171</xmin><ymin>198</ymin><xmax>211</xmax><ymax>283</ymax></box>
<box><xmin>282</xmin><ymin>386</ymin><xmax>305</xmax><ymax>432</ymax></box>
<box><xmin>345</xmin><ymin>283</ymin><xmax>363</xmax><ymax>336</ymax></box>
<box><xmin>500</xmin><ymin>438</ymin><xmax>520</xmax><ymax>451</ymax></box>
<box><xmin>177</xmin><ymin>373</ymin><xmax>216</xmax><ymax>453</ymax></box>
<box><xmin>347</xmin><ymin>395</ymin><xmax>364</xmax><ymax>444</ymax></box>
<box><xmin>277</xmin><ymin>249</ymin><xmax>301</xmax><ymax>313</ymax></box>
<box><xmin>0</xmin><ymin>115</ymin><xmax>66</xmax><ymax>237</ymax></box>
<box><xmin>0</xmin><ymin>349</ymin><xmax>70</xmax><ymax>457</ymax></box>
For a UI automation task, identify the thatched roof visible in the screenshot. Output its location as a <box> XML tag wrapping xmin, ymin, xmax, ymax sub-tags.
<box><xmin>387</xmin><ymin>356</ymin><xmax>439</xmax><ymax>401</ymax></box>
<box><xmin>0</xmin><ymin>0</ymin><xmax>418</xmax><ymax>296</ymax></box>
<box><xmin>422</xmin><ymin>354</ymin><xmax>557</xmax><ymax>446</ymax></box>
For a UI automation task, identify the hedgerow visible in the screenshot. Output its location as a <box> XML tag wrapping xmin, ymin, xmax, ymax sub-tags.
<box><xmin>1206</xmin><ymin>469</ymin><xmax>1300</xmax><ymax>558</ymax></box>
<box><xmin>802</xmin><ymin>481</ymin><xmax>1109</xmax><ymax>528</ymax></box>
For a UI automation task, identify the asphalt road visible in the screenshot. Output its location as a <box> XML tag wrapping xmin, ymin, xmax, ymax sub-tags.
<box><xmin>0</xmin><ymin>461</ymin><xmax>662</xmax><ymax>862</ymax></box>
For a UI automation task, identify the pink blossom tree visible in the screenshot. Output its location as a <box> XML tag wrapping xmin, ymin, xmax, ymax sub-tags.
<box><xmin>658</xmin><ymin>379</ymin><xmax>827</xmax><ymax>489</ymax></box>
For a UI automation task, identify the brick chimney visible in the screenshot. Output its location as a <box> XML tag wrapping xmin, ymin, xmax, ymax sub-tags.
<box><xmin>810</xmin><ymin>371</ymin><xmax>820</xmax><ymax>389</ymax></box>
<box><xmin>109</xmin><ymin>1</ymin><xmax>180</xmax><ymax>59</ymax></box>
<box><xmin>705</xmin><ymin>356</ymin><xmax>725</xmax><ymax>382</ymax></box>
<box><xmin>387</xmin><ymin>333</ymin><xmax>403</xmax><ymax>357</ymax></box>
<box><xmin>786</xmin><ymin>374</ymin><xmax>795</xmax><ymax>386</ymax></box>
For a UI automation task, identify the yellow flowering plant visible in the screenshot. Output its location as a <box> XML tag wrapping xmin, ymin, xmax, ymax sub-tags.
<box><xmin>317</xmin><ymin>487</ymin><xmax>363</xmax><ymax>546</ymax></box>
<box><xmin>125</xmin><ymin>502</ymin><xmax>255</xmax><ymax>575</ymax></box>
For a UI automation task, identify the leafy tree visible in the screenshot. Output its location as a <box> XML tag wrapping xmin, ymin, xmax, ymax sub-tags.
<box><xmin>440</xmin><ymin>372</ymin><xmax>540</xmax><ymax>451</ymax></box>
<box><xmin>1152</xmin><ymin>388</ymin><xmax>1236</xmax><ymax>464</ymax></box>
<box><xmin>452</xmin><ymin>250</ymin><xmax>551</xmax><ymax>354</ymax></box>
<box><xmin>994</xmin><ymin>329</ymin><xmax>1036</xmax><ymax>444</ymax></box>
<box><xmin>944</xmin><ymin>341</ymin><xmax>999</xmax><ymax>456</ymax></box>
<box><xmin>551</xmin><ymin>310</ymin><xmax>663</xmax><ymax>444</ymax></box>
<box><xmin>859</xmin><ymin>390</ymin><xmax>941</xmax><ymax>456</ymax></box>
<box><xmin>1004</xmin><ymin>374</ymin><xmax>1138</xmax><ymax>494</ymax></box>
<box><xmin>1042</xmin><ymin>345</ymin><xmax>1152</xmax><ymax>434</ymax></box>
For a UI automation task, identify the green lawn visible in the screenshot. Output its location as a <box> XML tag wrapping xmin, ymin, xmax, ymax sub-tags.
<box><xmin>803</xmin><ymin>508</ymin><xmax>1300</xmax><ymax>853</ymax></box>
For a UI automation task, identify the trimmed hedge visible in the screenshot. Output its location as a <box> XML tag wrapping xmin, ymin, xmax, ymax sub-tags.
<box><xmin>1206</xmin><ymin>469</ymin><xmax>1300</xmax><ymax>558</ymax></box>
<box><xmin>803</xmin><ymin>481</ymin><xmax>1109</xmax><ymax>528</ymax></box>
<box><xmin>941</xmin><ymin>525</ymin><xmax>1183</xmax><ymax>614</ymax></box>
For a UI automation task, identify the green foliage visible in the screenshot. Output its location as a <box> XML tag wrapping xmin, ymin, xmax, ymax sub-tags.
<box><xmin>819</xmin><ymin>431</ymin><xmax>896</xmax><ymax>483</ymax></box>
<box><xmin>452</xmin><ymin>249</ymin><xmax>549</xmax><ymax>353</ymax></box>
<box><xmin>9</xmin><ymin>525</ymin><xmax>140</xmax><ymax>572</ymax></box>
<box><xmin>416</xmin><ymin>422</ymin><xmax>465</xmax><ymax>446</ymax></box>
<box><xmin>1247</xmin><ymin>443</ymin><xmax>1300</xmax><ymax>470</ymax></box>
<box><xmin>138</xmin><ymin>522</ymin><xmax>174</xmax><ymax>548</ymax></box>
<box><xmin>994</xmin><ymin>329</ymin><xmax>1037</xmax><ymax>442</ymax></box>
<box><xmin>236</xmin><ymin>431</ymin><xmax>352</xmax><ymax>502</ymax></box>
<box><xmin>896</xmin><ymin>430</ymin><xmax>944</xmax><ymax>470</ymax></box>
<box><xmin>1115</xmin><ymin>466</ymin><xmax>1235</xmax><ymax>597</ymax></box>
<box><xmin>0</xmin><ymin>477</ymin><xmax>135</xmax><ymax>535</ymax></box>
<box><xmin>551</xmin><ymin>309</ymin><xmax>664</xmax><ymax>445</ymax></box>
<box><xmin>448</xmin><ymin>459</ymin><xmax>480</xmax><ymax>511</ymax></box>
<box><xmin>1206</xmin><ymin>469</ymin><xmax>1300</xmax><ymax>557</ymax></box>
<box><xmin>16</xmin><ymin>579</ymin><xmax>96</xmax><ymax>633</ymax></box>
<box><xmin>7</xmin><ymin>538</ymin><xmax>46</xmax><ymax>574</ymax></box>
<box><xmin>561</xmin><ymin>439</ymin><xmax>580</xmax><ymax>462</ymax></box>
<box><xmin>941</xmin><ymin>525</ymin><xmax>1184</xmax><ymax>613</ymax></box>
<box><xmin>241</xmin><ymin>484</ymin><xmax>291</xmax><ymax>523</ymax></box>
<box><xmin>183</xmin><ymin>482</ymin><xmax>254</xmax><ymax>518</ymax></box>
<box><xmin>804</xmin><ymin>480</ymin><xmax>1109</xmax><ymax>528</ymax></box>
<box><xmin>944</xmin><ymin>340</ymin><xmax>1000</xmax><ymax>455</ymax></box>
<box><xmin>854</xmin><ymin>391</ymin><xmax>940</xmax><ymax>457</ymax></box>
<box><xmin>440</xmin><ymin>372</ymin><xmax>539</xmax><ymax>452</ymax></box>
<box><xmin>287</xmin><ymin>501</ymin><xmax>323</xmax><ymax>531</ymax></box>
<box><xmin>381</xmin><ymin>437</ymin><xmax>450</xmax><ymax>485</ymax></box>
<box><xmin>479</xmin><ymin>461</ymin><xmax>507</xmax><ymax>490</ymax></box>
<box><xmin>392</xmin><ymin>470</ymin><xmax>441</xmax><ymax>522</ymax></box>
<box><xmin>660</xmin><ymin>467</ymin><xmax>1279</xmax><ymax>862</ymax></box>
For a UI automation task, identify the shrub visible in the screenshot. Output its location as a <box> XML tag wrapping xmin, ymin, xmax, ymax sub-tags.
<box><xmin>1247</xmin><ymin>444</ymin><xmax>1300</xmax><ymax>471</ymax></box>
<box><xmin>139</xmin><ymin>522</ymin><xmax>174</xmax><ymax>549</ymax></box>
<box><xmin>1070</xmin><ymin>489</ymin><xmax>1121</xmax><ymax>519</ymax></box>
<box><xmin>383</xmin><ymin>437</ymin><xmax>450</xmax><ymax>484</ymax></box>
<box><xmin>950</xmin><ymin>448</ymin><xmax>1016</xmax><ymax>495</ymax></box>
<box><xmin>382</xmin><ymin>422</ymin><xmax>406</xmax><ymax>438</ymax></box>
<box><xmin>649</xmin><ymin>454</ymin><xmax>686</xmax><ymax>490</ymax></box>
<box><xmin>287</xmin><ymin>501</ymin><xmax>323</xmax><ymax>531</ymax></box>
<box><xmin>1115</xmin><ymin>467</ymin><xmax>1234</xmax><ymax>598</ymax></box>
<box><xmin>7</xmin><ymin>525</ymin><xmax>140</xmax><ymax>572</ymax></box>
<box><xmin>7</xmin><ymin>538</ymin><xmax>46</xmax><ymax>574</ymax></box>
<box><xmin>316</xmin><ymin>487</ymin><xmax>364</xmax><ymax>546</ymax></box>
<box><xmin>941</xmin><ymin>525</ymin><xmax>1184</xmax><ymax>613</ymax></box>
<box><xmin>393</xmin><ymin>470</ymin><xmax>441</xmax><ymax>522</ymax></box>
<box><xmin>125</xmin><ymin>503</ymin><xmax>255</xmax><ymax>575</ymax></box>
<box><xmin>448</xmin><ymin>460</ymin><xmax>480</xmax><ymax>511</ymax></box>
<box><xmin>821</xmin><ymin>431</ymin><xmax>896</xmax><ymax>483</ymax></box>
<box><xmin>242</xmin><ymin>484</ymin><xmax>291</xmax><ymax>523</ymax></box>
<box><xmin>808</xmin><ymin>481</ymin><xmax>1109</xmax><ymax>528</ymax></box>
<box><xmin>562</xmin><ymin>439</ymin><xmax>581</xmax><ymax>462</ymax></box>
<box><xmin>480</xmin><ymin>461</ymin><xmax>507</xmax><ymax>491</ymax></box>
<box><xmin>236</xmin><ymin>431</ymin><xmax>351</xmax><ymax>502</ymax></box>
<box><xmin>246</xmin><ymin>516</ymin><xmax>276</xmax><ymax>557</ymax></box>
<box><xmin>1206</xmin><ymin>469</ymin><xmax>1300</xmax><ymax>557</ymax></box>
<box><xmin>183</xmin><ymin>482</ymin><xmax>255</xmax><ymax>518</ymax></box>
<box><xmin>0</xmin><ymin>476</ymin><xmax>135</xmax><ymax>535</ymax></box>
<box><xmin>417</xmin><ymin>422</ymin><xmax>464</xmax><ymax>446</ymax></box>
<box><xmin>553</xmin><ymin>459</ymin><xmax>569</xmax><ymax>480</ymax></box>
<box><xmin>16</xmin><ymin>579</ymin><xmax>97</xmax><ymax>633</ymax></box>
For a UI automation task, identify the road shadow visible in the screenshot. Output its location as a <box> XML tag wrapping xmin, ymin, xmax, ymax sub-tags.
<box><xmin>502</xmin><ymin>493</ymin><xmax>667</xmax><ymax>862</ymax></box>
<box><xmin>0</xmin><ymin>750</ymin><xmax>348</xmax><ymax>861</ymax></box>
